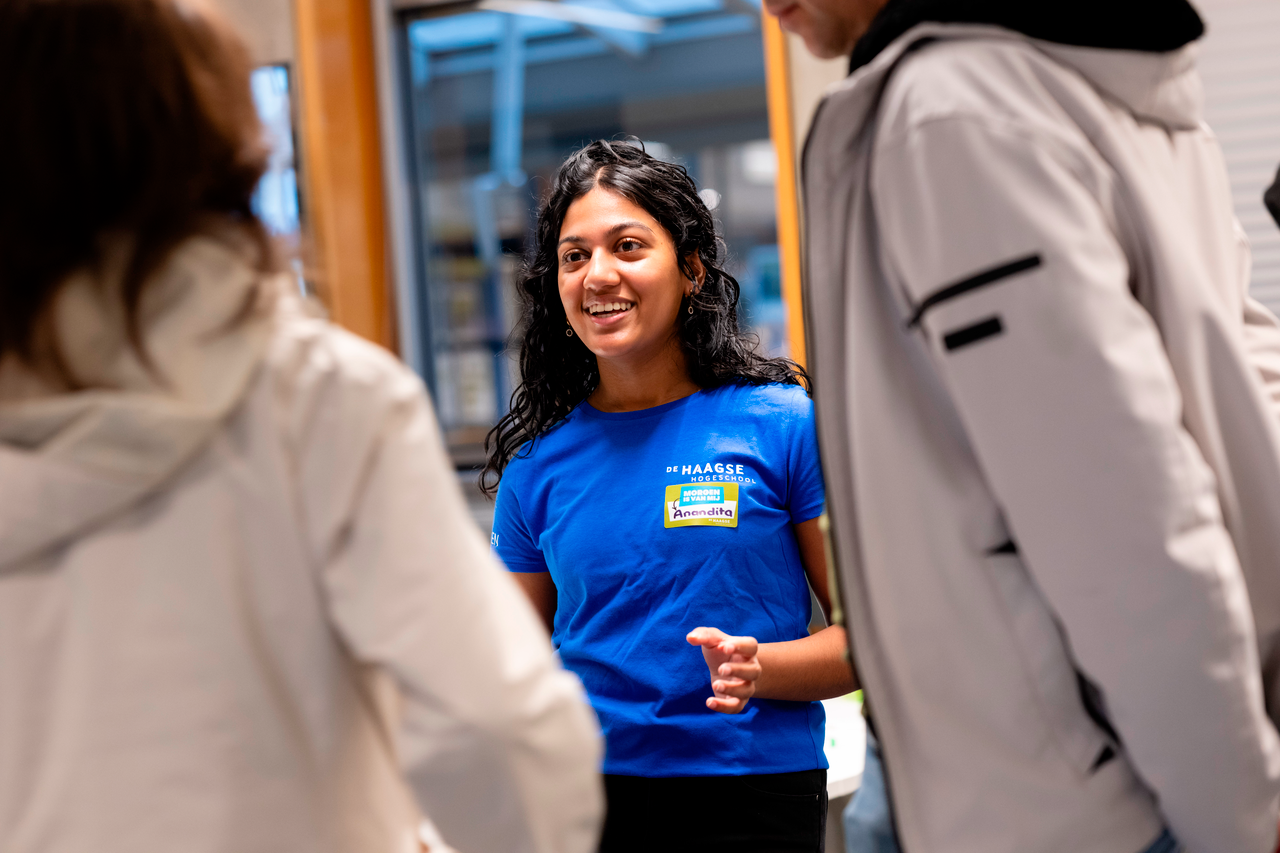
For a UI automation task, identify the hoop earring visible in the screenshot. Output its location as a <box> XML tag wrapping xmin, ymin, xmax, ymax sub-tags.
<box><xmin>688</xmin><ymin>302</ymin><xmax>694</xmax><ymax>315</ymax></box>
<box><xmin>565</xmin><ymin>321</ymin><xmax>574</xmax><ymax>337</ymax></box>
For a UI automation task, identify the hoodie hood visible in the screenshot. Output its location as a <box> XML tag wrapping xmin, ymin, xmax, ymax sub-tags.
<box><xmin>850</xmin><ymin>0</ymin><xmax>1205</xmax><ymax>72</ymax></box>
<box><xmin>0</xmin><ymin>237</ymin><xmax>281</xmax><ymax>570</ymax></box>
<box><xmin>818</xmin><ymin>4</ymin><xmax>1207</xmax><ymax>142</ymax></box>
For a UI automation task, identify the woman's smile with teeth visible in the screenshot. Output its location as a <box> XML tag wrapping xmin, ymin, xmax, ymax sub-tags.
<box><xmin>587</xmin><ymin>301</ymin><xmax>634</xmax><ymax>317</ymax></box>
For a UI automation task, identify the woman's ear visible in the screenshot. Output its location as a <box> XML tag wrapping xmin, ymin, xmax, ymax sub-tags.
<box><xmin>685</xmin><ymin>254</ymin><xmax>706</xmax><ymax>292</ymax></box>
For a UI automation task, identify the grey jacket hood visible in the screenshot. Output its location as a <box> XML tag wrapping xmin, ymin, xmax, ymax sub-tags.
<box><xmin>850</xmin><ymin>0</ymin><xmax>1204</xmax><ymax>72</ymax></box>
<box><xmin>0</xmin><ymin>238</ymin><xmax>277</xmax><ymax>569</ymax></box>
<box><xmin>840</xmin><ymin>0</ymin><xmax>1206</xmax><ymax>132</ymax></box>
<box><xmin>809</xmin><ymin>24</ymin><xmax>1206</xmax><ymax>190</ymax></box>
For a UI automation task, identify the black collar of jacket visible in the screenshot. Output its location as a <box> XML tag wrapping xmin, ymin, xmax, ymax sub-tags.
<box><xmin>1266</xmin><ymin>166</ymin><xmax>1280</xmax><ymax>230</ymax></box>
<box><xmin>849</xmin><ymin>0</ymin><xmax>1205</xmax><ymax>73</ymax></box>
<box><xmin>1264</xmin><ymin>161</ymin><xmax>1280</xmax><ymax>229</ymax></box>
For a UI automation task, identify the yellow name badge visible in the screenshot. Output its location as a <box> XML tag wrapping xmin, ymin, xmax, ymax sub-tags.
<box><xmin>664</xmin><ymin>482</ymin><xmax>739</xmax><ymax>528</ymax></box>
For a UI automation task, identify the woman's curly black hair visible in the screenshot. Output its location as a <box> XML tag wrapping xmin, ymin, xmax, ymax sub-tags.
<box><xmin>480</xmin><ymin>139</ymin><xmax>809</xmax><ymax>496</ymax></box>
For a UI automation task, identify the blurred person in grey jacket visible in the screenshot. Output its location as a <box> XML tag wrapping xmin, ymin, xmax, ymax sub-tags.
<box><xmin>766</xmin><ymin>0</ymin><xmax>1280</xmax><ymax>851</ymax></box>
<box><xmin>0</xmin><ymin>1</ymin><xmax>602</xmax><ymax>852</ymax></box>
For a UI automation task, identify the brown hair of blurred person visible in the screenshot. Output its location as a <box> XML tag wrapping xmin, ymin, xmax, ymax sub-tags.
<box><xmin>0</xmin><ymin>0</ymin><xmax>273</xmax><ymax>383</ymax></box>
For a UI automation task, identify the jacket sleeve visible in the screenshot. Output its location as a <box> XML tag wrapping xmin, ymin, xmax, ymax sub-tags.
<box><xmin>872</xmin><ymin>114</ymin><xmax>1280</xmax><ymax>853</ymax></box>
<box><xmin>296</xmin><ymin>332</ymin><xmax>603</xmax><ymax>853</ymax></box>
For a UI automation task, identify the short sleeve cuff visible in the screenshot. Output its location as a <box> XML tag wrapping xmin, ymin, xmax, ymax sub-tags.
<box><xmin>497</xmin><ymin>555</ymin><xmax>551</xmax><ymax>574</ymax></box>
<box><xmin>790</xmin><ymin>501</ymin><xmax>826</xmax><ymax>525</ymax></box>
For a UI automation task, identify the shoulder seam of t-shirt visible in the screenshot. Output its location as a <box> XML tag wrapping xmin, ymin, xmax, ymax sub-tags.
<box><xmin>791</xmin><ymin>503</ymin><xmax>826</xmax><ymax>524</ymax></box>
<box><xmin>500</xmin><ymin>439</ymin><xmax>536</xmax><ymax>477</ymax></box>
<box><xmin>756</xmin><ymin>381</ymin><xmax>810</xmax><ymax>414</ymax></box>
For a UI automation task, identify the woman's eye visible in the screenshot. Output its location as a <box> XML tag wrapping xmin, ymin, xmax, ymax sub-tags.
<box><xmin>562</xmin><ymin>250</ymin><xmax>586</xmax><ymax>264</ymax></box>
<box><xmin>617</xmin><ymin>239</ymin><xmax>641</xmax><ymax>252</ymax></box>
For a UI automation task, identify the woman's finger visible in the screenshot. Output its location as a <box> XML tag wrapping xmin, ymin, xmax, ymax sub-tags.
<box><xmin>712</xmin><ymin>678</ymin><xmax>755</xmax><ymax>699</ymax></box>
<box><xmin>706</xmin><ymin>695</ymin><xmax>745</xmax><ymax>714</ymax></box>
<box><xmin>686</xmin><ymin>627</ymin><xmax>726</xmax><ymax>647</ymax></box>
<box><xmin>713</xmin><ymin>637</ymin><xmax>758</xmax><ymax>660</ymax></box>
<box><xmin>717</xmin><ymin>661</ymin><xmax>762</xmax><ymax>682</ymax></box>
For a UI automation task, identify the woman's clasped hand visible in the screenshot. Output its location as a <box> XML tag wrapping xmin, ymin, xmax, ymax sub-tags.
<box><xmin>687</xmin><ymin>627</ymin><xmax>763</xmax><ymax>714</ymax></box>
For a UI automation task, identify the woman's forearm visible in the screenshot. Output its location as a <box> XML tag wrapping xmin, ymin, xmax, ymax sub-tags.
<box><xmin>753</xmin><ymin>625</ymin><xmax>858</xmax><ymax>702</ymax></box>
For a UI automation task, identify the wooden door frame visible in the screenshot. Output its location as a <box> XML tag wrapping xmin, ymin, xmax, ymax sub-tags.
<box><xmin>761</xmin><ymin>10</ymin><xmax>807</xmax><ymax>368</ymax></box>
<box><xmin>294</xmin><ymin>0</ymin><xmax>403</xmax><ymax>355</ymax></box>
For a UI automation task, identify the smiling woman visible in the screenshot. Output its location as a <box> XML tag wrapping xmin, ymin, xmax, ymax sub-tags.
<box><xmin>483</xmin><ymin>140</ymin><xmax>857</xmax><ymax>852</ymax></box>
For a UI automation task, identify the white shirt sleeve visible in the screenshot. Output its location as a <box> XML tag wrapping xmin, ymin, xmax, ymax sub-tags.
<box><xmin>296</xmin><ymin>333</ymin><xmax>603</xmax><ymax>853</ymax></box>
<box><xmin>872</xmin><ymin>113</ymin><xmax>1280</xmax><ymax>853</ymax></box>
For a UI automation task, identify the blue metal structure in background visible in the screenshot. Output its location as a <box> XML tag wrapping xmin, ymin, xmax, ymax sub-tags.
<box><xmin>408</xmin><ymin>0</ymin><xmax>761</xmax><ymax>92</ymax></box>
<box><xmin>409</xmin><ymin>0</ymin><xmax>760</xmax><ymax>72</ymax></box>
<box><xmin>490</xmin><ymin>15</ymin><xmax>527</xmax><ymax>184</ymax></box>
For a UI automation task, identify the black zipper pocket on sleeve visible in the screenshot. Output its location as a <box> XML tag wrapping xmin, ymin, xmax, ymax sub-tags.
<box><xmin>944</xmin><ymin>316</ymin><xmax>1004</xmax><ymax>351</ymax></box>
<box><xmin>907</xmin><ymin>254</ymin><xmax>1042</xmax><ymax>329</ymax></box>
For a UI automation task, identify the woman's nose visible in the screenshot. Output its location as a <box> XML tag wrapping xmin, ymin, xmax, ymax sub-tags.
<box><xmin>583</xmin><ymin>250</ymin><xmax>619</xmax><ymax>289</ymax></box>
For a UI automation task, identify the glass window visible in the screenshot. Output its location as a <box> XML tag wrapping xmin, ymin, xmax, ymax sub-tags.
<box><xmin>249</xmin><ymin>64</ymin><xmax>305</xmax><ymax>292</ymax></box>
<box><xmin>398</xmin><ymin>0</ymin><xmax>782</xmax><ymax>469</ymax></box>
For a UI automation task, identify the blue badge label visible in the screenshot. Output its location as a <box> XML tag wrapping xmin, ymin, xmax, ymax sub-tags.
<box><xmin>679</xmin><ymin>485</ymin><xmax>723</xmax><ymax>506</ymax></box>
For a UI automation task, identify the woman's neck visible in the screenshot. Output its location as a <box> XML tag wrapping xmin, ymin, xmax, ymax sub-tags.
<box><xmin>589</xmin><ymin>344</ymin><xmax>699</xmax><ymax>413</ymax></box>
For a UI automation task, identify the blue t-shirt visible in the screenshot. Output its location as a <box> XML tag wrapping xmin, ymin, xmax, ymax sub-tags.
<box><xmin>492</xmin><ymin>382</ymin><xmax>828</xmax><ymax>777</ymax></box>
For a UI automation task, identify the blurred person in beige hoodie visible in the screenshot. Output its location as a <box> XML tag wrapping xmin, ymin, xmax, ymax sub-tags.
<box><xmin>0</xmin><ymin>1</ymin><xmax>602</xmax><ymax>851</ymax></box>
